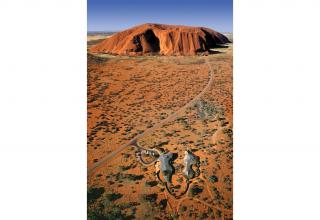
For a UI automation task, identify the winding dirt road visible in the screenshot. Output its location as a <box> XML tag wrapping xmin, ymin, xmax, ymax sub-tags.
<box><xmin>88</xmin><ymin>59</ymin><xmax>215</xmax><ymax>175</ymax></box>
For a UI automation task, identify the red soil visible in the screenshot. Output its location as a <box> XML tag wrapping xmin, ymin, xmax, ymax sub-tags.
<box><xmin>89</xmin><ymin>23</ymin><xmax>230</xmax><ymax>56</ymax></box>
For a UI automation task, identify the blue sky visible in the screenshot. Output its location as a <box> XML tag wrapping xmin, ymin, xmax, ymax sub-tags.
<box><xmin>88</xmin><ymin>0</ymin><xmax>233</xmax><ymax>32</ymax></box>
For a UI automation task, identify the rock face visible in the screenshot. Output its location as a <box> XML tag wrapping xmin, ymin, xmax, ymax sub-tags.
<box><xmin>89</xmin><ymin>23</ymin><xmax>230</xmax><ymax>56</ymax></box>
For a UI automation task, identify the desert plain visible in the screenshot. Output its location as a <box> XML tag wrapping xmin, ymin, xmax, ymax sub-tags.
<box><xmin>87</xmin><ymin>30</ymin><xmax>233</xmax><ymax>220</ymax></box>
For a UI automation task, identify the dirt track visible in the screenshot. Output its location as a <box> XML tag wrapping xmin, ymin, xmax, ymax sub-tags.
<box><xmin>88</xmin><ymin>59</ymin><xmax>215</xmax><ymax>175</ymax></box>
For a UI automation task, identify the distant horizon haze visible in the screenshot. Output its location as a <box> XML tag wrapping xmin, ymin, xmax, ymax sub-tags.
<box><xmin>87</xmin><ymin>26</ymin><xmax>234</xmax><ymax>33</ymax></box>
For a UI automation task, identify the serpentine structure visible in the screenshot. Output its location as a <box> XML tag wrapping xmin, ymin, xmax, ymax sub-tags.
<box><xmin>134</xmin><ymin>141</ymin><xmax>200</xmax><ymax>198</ymax></box>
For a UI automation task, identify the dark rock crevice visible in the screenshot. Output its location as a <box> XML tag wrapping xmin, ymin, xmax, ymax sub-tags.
<box><xmin>133</xmin><ymin>29</ymin><xmax>160</xmax><ymax>54</ymax></box>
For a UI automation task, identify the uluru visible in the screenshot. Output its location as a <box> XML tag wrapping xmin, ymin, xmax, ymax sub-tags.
<box><xmin>89</xmin><ymin>23</ymin><xmax>231</xmax><ymax>56</ymax></box>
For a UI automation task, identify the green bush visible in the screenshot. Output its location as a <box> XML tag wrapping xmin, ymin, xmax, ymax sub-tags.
<box><xmin>88</xmin><ymin>187</ymin><xmax>105</xmax><ymax>204</ymax></box>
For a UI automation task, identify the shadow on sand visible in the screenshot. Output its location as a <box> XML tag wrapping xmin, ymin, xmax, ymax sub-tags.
<box><xmin>215</xmin><ymin>44</ymin><xmax>229</xmax><ymax>48</ymax></box>
<box><xmin>208</xmin><ymin>50</ymin><xmax>224</xmax><ymax>55</ymax></box>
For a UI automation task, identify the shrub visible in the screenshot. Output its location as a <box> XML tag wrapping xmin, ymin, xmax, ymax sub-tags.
<box><xmin>209</xmin><ymin>175</ymin><xmax>219</xmax><ymax>183</ymax></box>
<box><xmin>106</xmin><ymin>193</ymin><xmax>123</xmax><ymax>201</ymax></box>
<box><xmin>144</xmin><ymin>193</ymin><xmax>158</xmax><ymax>203</ymax></box>
<box><xmin>159</xmin><ymin>199</ymin><xmax>167</xmax><ymax>209</ymax></box>
<box><xmin>145</xmin><ymin>180</ymin><xmax>158</xmax><ymax>187</ymax></box>
<box><xmin>190</xmin><ymin>185</ymin><xmax>203</xmax><ymax>196</ymax></box>
<box><xmin>88</xmin><ymin>187</ymin><xmax>105</xmax><ymax>204</ymax></box>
